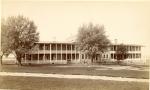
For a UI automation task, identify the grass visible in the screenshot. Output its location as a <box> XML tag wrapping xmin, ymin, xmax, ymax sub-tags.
<box><xmin>0</xmin><ymin>76</ymin><xmax>149</xmax><ymax>90</ymax></box>
<box><xmin>0</xmin><ymin>64</ymin><xmax>149</xmax><ymax>79</ymax></box>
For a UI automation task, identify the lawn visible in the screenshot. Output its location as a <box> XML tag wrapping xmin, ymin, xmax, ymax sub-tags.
<box><xmin>0</xmin><ymin>76</ymin><xmax>149</xmax><ymax>90</ymax></box>
<box><xmin>0</xmin><ymin>64</ymin><xmax>149</xmax><ymax>79</ymax></box>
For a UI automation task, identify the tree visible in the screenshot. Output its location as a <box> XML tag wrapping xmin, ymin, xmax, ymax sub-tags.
<box><xmin>76</xmin><ymin>23</ymin><xmax>110</xmax><ymax>63</ymax></box>
<box><xmin>115</xmin><ymin>44</ymin><xmax>128</xmax><ymax>64</ymax></box>
<box><xmin>0</xmin><ymin>19</ymin><xmax>11</xmax><ymax>65</ymax></box>
<box><xmin>1</xmin><ymin>15</ymin><xmax>39</xmax><ymax>65</ymax></box>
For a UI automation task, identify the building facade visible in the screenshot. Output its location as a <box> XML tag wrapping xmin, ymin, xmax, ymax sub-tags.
<box><xmin>23</xmin><ymin>41</ymin><xmax>142</xmax><ymax>64</ymax></box>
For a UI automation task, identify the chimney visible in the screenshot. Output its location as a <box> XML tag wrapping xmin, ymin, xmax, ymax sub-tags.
<box><xmin>53</xmin><ymin>36</ymin><xmax>56</xmax><ymax>42</ymax></box>
<box><xmin>115</xmin><ymin>39</ymin><xmax>118</xmax><ymax>44</ymax></box>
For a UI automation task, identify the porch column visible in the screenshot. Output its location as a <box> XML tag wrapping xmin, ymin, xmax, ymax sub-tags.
<box><xmin>38</xmin><ymin>45</ymin><xmax>39</xmax><ymax>63</ymax></box>
<box><xmin>61</xmin><ymin>44</ymin><xmax>62</xmax><ymax>61</ymax></box>
<box><xmin>71</xmin><ymin>45</ymin><xmax>72</xmax><ymax>61</ymax></box>
<box><xmin>128</xmin><ymin>46</ymin><xmax>130</xmax><ymax>51</ymax></box>
<box><xmin>75</xmin><ymin>45</ymin><xmax>76</xmax><ymax>61</ymax></box>
<box><xmin>50</xmin><ymin>44</ymin><xmax>51</xmax><ymax>62</ymax></box>
<box><xmin>113</xmin><ymin>54</ymin><xmax>115</xmax><ymax>60</ymax></box>
<box><xmin>66</xmin><ymin>44</ymin><xmax>67</xmax><ymax>61</ymax></box>
<box><xmin>43</xmin><ymin>44</ymin><xmax>45</xmax><ymax>62</ymax></box>
<box><xmin>56</xmin><ymin>43</ymin><xmax>57</xmax><ymax>60</ymax></box>
<box><xmin>79</xmin><ymin>51</ymin><xmax>81</xmax><ymax>61</ymax></box>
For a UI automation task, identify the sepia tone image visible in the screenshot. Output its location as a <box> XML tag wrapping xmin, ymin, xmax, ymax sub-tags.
<box><xmin>0</xmin><ymin>0</ymin><xmax>149</xmax><ymax>90</ymax></box>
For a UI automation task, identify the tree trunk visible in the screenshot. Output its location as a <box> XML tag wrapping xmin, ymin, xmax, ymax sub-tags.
<box><xmin>16</xmin><ymin>53</ymin><xmax>22</xmax><ymax>66</ymax></box>
<box><xmin>0</xmin><ymin>54</ymin><xmax>4</xmax><ymax>65</ymax></box>
<box><xmin>91</xmin><ymin>55</ymin><xmax>94</xmax><ymax>63</ymax></box>
<box><xmin>17</xmin><ymin>57</ymin><xmax>22</xmax><ymax>66</ymax></box>
<box><xmin>0</xmin><ymin>56</ymin><xmax>2</xmax><ymax>65</ymax></box>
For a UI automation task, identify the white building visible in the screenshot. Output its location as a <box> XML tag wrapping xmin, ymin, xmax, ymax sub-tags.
<box><xmin>22</xmin><ymin>41</ymin><xmax>142</xmax><ymax>64</ymax></box>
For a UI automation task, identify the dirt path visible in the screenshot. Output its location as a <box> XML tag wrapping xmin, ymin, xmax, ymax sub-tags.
<box><xmin>0</xmin><ymin>72</ymin><xmax>148</xmax><ymax>83</ymax></box>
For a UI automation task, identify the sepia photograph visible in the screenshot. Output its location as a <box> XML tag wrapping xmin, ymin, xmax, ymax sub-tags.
<box><xmin>0</xmin><ymin>0</ymin><xmax>149</xmax><ymax>90</ymax></box>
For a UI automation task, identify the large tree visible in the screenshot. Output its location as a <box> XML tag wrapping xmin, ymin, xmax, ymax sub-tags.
<box><xmin>115</xmin><ymin>44</ymin><xmax>128</xmax><ymax>64</ymax></box>
<box><xmin>1</xmin><ymin>15</ymin><xmax>39</xmax><ymax>65</ymax></box>
<box><xmin>76</xmin><ymin>23</ymin><xmax>110</xmax><ymax>63</ymax></box>
<box><xmin>0</xmin><ymin>19</ymin><xmax>11</xmax><ymax>65</ymax></box>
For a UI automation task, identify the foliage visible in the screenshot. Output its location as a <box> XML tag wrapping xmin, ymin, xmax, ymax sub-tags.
<box><xmin>76</xmin><ymin>23</ymin><xmax>110</xmax><ymax>63</ymax></box>
<box><xmin>0</xmin><ymin>19</ymin><xmax>12</xmax><ymax>64</ymax></box>
<box><xmin>115</xmin><ymin>44</ymin><xmax>128</xmax><ymax>61</ymax></box>
<box><xmin>1</xmin><ymin>15</ymin><xmax>39</xmax><ymax>65</ymax></box>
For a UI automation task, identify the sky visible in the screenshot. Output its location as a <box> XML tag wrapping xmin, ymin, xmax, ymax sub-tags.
<box><xmin>1</xmin><ymin>0</ymin><xmax>150</xmax><ymax>57</ymax></box>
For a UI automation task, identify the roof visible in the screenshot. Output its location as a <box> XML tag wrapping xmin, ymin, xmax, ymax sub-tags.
<box><xmin>35</xmin><ymin>41</ymin><xmax>76</xmax><ymax>44</ymax></box>
<box><xmin>35</xmin><ymin>41</ymin><xmax>143</xmax><ymax>46</ymax></box>
<box><xmin>111</xmin><ymin>43</ymin><xmax>143</xmax><ymax>47</ymax></box>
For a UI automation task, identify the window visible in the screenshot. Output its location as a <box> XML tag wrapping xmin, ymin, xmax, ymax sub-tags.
<box><xmin>111</xmin><ymin>46</ymin><xmax>114</xmax><ymax>51</ymax></box>
<box><xmin>106</xmin><ymin>54</ymin><xmax>108</xmax><ymax>58</ymax></box>
<box><xmin>114</xmin><ymin>46</ymin><xmax>116</xmax><ymax>51</ymax></box>
<box><xmin>136</xmin><ymin>46</ymin><xmax>138</xmax><ymax>51</ymax></box>
<box><xmin>45</xmin><ymin>54</ymin><xmax>50</xmax><ymax>60</ymax></box>
<box><xmin>139</xmin><ymin>47</ymin><xmax>141</xmax><ymax>51</ymax></box>
<box><xmin>62</xmin><ymin>44</ymin><xmax>66</xmax><ymax>50</ymax></box>
<box><xmin>103</xmin><ymin>55</ymin><xmax>105</xmax><ymax>58</ymax></box>
<box><xmin>111</xmin><ymin>54</ymin><xmax>113</xmax><ymax>59</ymax></box>
<box><xmin>128</xmin><ymin>54</ymin><xmax>131</xmax><ymax>59</ymax></box>
<box><xmin>133</xmin><ymin>54</ymin><xmax>135</xmax><ymax>58</ymax></box>
<box><xmin>39</xmin><ymin>44</ymin><xmax>44</xmax><ymax>50</ymax></box>
<box><xmin>136</xmin><ymin>53</ymin><xmax>138</xmax><ymax>58</ymax></box>
<box><xmin>45</xmin><ymin>44</ymin><xmax>50</xmax><ymax>50</ymax></box>
<box><xmin>133</xmin><ymin>46</ymin><xmax>135</xmax><ymax>51</ymax></box>
<box><xmin>67</xmin><ymin>45</ymin><xmax>71</xmax><ymax>50</ymax></box>
<box><xmin>130</xmin><ymin>46</ymin><xmax>132</xmax><ymax>51</ymax></box>
<box><xmin>72</xmin><ymin>45</ymin><xmax>75</xmax><ymax>50</ymax></box>
<box><xmin>57</xmin><ymin>54</ymin><xmax>61</xmax><ymax>60</ymax></box>
<box><xmin>57</xmin><ymin>44</ymin><xmax>61</xmax><ymax>50</ymax></box>
<box><xmin>51</xmin><ymin>44</ymin><xmax>56</xmax><ymax>50</ymax></box>
<box><xmin>139</xmin><ymin>54</ymin><xmax>141</xmax><ymax>58</ymax></box>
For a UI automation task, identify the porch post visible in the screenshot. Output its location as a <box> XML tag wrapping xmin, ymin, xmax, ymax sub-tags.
<box><xmin>50</xmin><ymin>44</ymin><xmax>51</xmax><ymax>62</ymax></box>
<box><xmin>61</xmin><ymin>44</ymin><xmax>62</xmax><ymax>61</ymax></box>
<box><xmin>66</xmin><ymin>44</ymin><xmax>67</xmax><ymax>61</ymax></box>
<box><xmin>38</xmin><ymin>47</ymin><xmax>39</xmax><ymax>64</ymax></box>
<box><xmin>71</xmin><ymin>44</ymin><xmax>72</xmax><ymax>61</ymax></box>
<box><xmin>56</xmin><ymin>43</ymin><xmax>57</xmax><ymax>60</ymax></box>
<box><xmin>75</xmin><ymin>45</ymin><xmax>76</xmax><ymax>61</ymax></box>
<box><xmin>43</xmin><ymin>44</ymin><xmax>45</xmax><ymax>62</ymax></box>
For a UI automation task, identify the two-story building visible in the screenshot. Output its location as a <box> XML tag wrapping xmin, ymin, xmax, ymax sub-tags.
<box><xmin>22</xmin><ymin>41</ymin><xmax>142</xmax><ymax>64</ymax></box>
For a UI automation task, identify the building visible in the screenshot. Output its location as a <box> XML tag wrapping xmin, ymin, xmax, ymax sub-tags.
<box><xmin>22</xmin><ymin>41</ymin><xmax>142</xmax><ymax>64</ymax></box>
